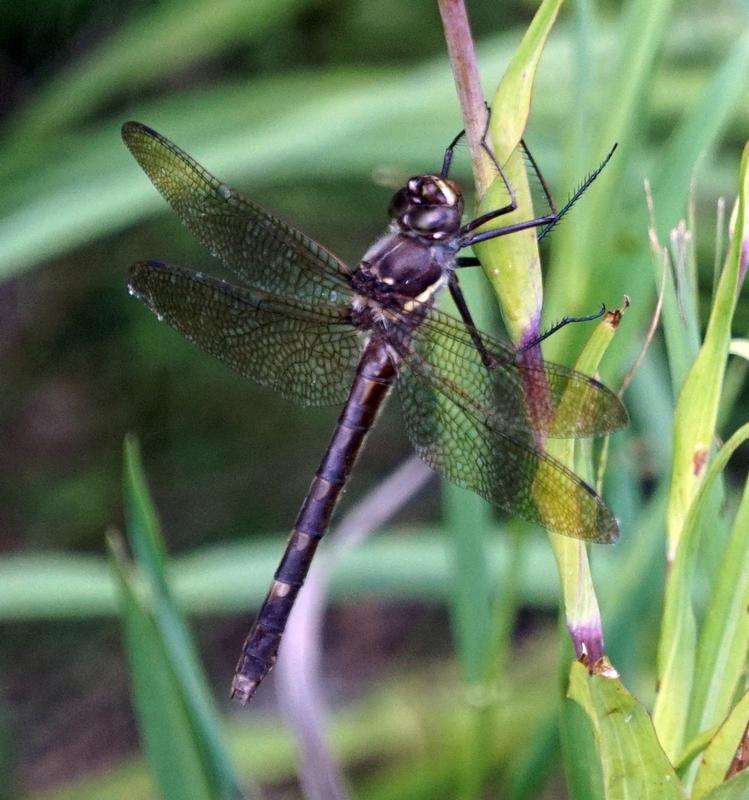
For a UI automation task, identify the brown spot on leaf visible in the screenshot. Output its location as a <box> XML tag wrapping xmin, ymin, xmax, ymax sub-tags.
<box><xmin>693</xmin><ymin>447</ymin><xmax>709</xmax><ymax>476</ymax></box>
<box><xmin>725</xmin><ymin>717</ymin><xmax>749</xmax><ymax>780</ymax></box>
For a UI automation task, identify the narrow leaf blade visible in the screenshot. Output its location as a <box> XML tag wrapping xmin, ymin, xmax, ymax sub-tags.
<box><xmin>108</xmin><ymin>533</ymin><xmax>219</xmax><ymax>800</ymax></box>
<box><xmin>568</xmin><ymin>661</ymin><xmax>685</xmax><ymax>799</ymax></box>
<box><xmin>693</xmin><ymin>691</ymin><xmax>749</xmax><ymax>799</ymax></box>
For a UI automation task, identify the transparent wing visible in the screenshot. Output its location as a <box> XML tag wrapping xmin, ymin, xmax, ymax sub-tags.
<box><xmin>122</xmin><ymin>121</ymin><xmax>354</xmax><ymax>303</ymax></box>
<box><xmin>129</xmin><ymin>260</ymin><xmax>362</xmax><ymax>406</ymax></box>
<box><xmin>395</xmin><ymin>348</ymin><xmax>619</xmax><ymax>542</ymax></box>
<box><xmin>396</xmin><ymin>305</ymin><xmax>628</xmax><ymax>438</ymax></box>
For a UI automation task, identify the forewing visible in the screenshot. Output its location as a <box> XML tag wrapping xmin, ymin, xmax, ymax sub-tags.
<box><xmin>129</xmin><ymin>260</ymin><xmax>361</xmax><ymax>406</ymax></box>
<box><xmin>401</xmin><ymin>306</ymin><xmax>628</xmax><ymax>438</ymax></box>
<box><xmin>395</xmin><ymin>351</ymin><xmax>619</xmax><ymax>542</ymax></box>
<box><xmin>122</xmin><ymin>121</ymin><xmax>354</xmax><ymax>303</ymax></box>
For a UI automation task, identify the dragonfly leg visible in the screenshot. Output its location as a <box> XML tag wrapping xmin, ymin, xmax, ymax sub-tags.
<box><xmin>458</xmin><ymin>211</ymin><xmax>559</xmax><ymax>249</ymax></box>
<box><xmin>440</xmin><ymin>127</ymin><xmax>466</xmax><ymax>178</ymax></box>
<box><xmin>516</xmin><ymin>304</ymin><xmax>607</xmax><ymax>355</ymax></box>
<box><xmin>455</xmin><ymin>256</ymin><xmax>481</xmax><ymax>268</ymax></box>
<box><xmin>457</xmin><ymin>132</ymin><xmax>615</xmax><ymax>249</ymax></box>
<box><xmin>447</xmin><ymin>272</ymin><xmax>498</xmax><ymax>370</ymax></box>
<box><xmin>442</xmin><ymin>109</ymin><xmax>560</xmax><ymax>242</ymax></box>
<box><xmin>441</xmin><ymin>102</ymin><xmax>499</xmax><ymax>181</ymax></box>
<box><xmin>537</xmin><ymin>143</ymin><xmax>618</xmax><ymax>242</ymax></box>
<box><xmin>520</xmin><ymin>138</ymin><xmax>557</xmax><ymax>215</ymax></box>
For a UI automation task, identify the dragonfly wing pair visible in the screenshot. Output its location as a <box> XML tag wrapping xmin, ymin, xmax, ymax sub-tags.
<box><xmin>124</xmin><ymin>121</ymin><xmax>627</xmax><ymax>543</ymax></box>
<box><xmin>394</xmin><ymin>311</ymin><xmax>626</xmax><ymax>542</ymax></box>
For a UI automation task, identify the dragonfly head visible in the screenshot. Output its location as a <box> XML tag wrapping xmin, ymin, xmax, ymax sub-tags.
<box><xmin>388</xmin><ymin>175</ymin><xmax>464</xmax><ymax>240</ymax></box>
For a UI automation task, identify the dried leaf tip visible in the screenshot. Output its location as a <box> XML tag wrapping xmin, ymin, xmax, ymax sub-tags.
<box><xmin>579</xmin><ymin>651</ymin><xmax>620</xmax><ymax>679</ymax></box>
<box><xmin>603</xmin><ymin>296</ymin><xmax>630</xmax><ymax>330</ymax></box>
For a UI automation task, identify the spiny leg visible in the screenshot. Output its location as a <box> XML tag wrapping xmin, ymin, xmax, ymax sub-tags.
<box><xmin>537</xmin><ymin>143</ymin><xmax>618</xmax><ymax>241</ymax></box>
<box><xmin>520</xmin><ymin>138</ymin><xmax>557</xmax><ymax>216</ymax></box>
<box><xmin>458</xmin><ymin>140</ymin><xmax>616</xmax><ymax>248</ymax></box>
<box><xmin>516</xmin><ymin>305</ymin><xmax>607</xmax><ymax>355</ymax></box>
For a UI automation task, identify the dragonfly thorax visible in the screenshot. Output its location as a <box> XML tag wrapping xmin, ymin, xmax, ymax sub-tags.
<box><xmin>354</xmin><ymin>231</ymin><xmax>452</xmax><ymax>305</ymax></box>
<box><xmin>388</xmin><ymin>175</ymin><xmax>463</xmax><ymax>240</ymax></box>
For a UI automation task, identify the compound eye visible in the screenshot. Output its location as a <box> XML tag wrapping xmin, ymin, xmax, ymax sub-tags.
<box><xmin>388</xmin><ymin>187</ymin><xmax>410</xmax><ymax>218</ymax></box>
<box><xmin>420</xmin><ymin>181</ymin><xmax>445</xmax><ymax>205</ymax></box>
<box><xmin>410</xmin><ymin>207</ymin><xmax>449</xmax><ymax>233</ymax></box>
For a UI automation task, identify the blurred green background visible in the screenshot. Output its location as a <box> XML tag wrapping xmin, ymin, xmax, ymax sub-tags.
<box><xmin>1</xmin><ymin>0</ymin><xmax>748</xmax><ymax>797</ymax></box>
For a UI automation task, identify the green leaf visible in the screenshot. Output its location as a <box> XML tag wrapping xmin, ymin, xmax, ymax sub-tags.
<box><xmin>545</xmin><ymin>0</ymin><xmax>677</xmax><ymax>346</ymax></box>
<box><xmin>123</xmin><ymin>434</ymin><xmax>168</xmax><ymax>588</ymax></box>
<box><xmin>687</xmin><ymin>471</ymin><xmax>749</xmax><ymax>744</ymax></box>
<box><xmin>653</xmin><ymin>142</ymin><xmax>749</xmax><ymax>759</ymax></box>
<box><xmin>0</xmin><ymin>35</ymin><xmax>515</xmax><ymax>281</ymax></box>
<box><xmin>648</xmin><ymin>219</ymin><xmax>700</xmax><ymax>402</ymax></box>
<box><xmin>701</xmin><ymin>773</ymin><xmax>749</xmax><ymax>800</ymax></box>
<box><xmin>567</xmin><ymin>661</ymin><xmax>685</xmax><ymax>799</ymax></box>
<box><xmin>0</xmin><ymin>525</ymin><xmax>640</xmax><ymax>621</ymax></box>
<box><xmin>654</xmin><ymin>422</ymin><xmax>749</xmax><ymax>760</ymax></box>
<box><xmin>551</xmin><ymin>307</ymin><xmax>627</xmax><ymax>800</ymax></box>
<box><xmin>560</xmin><ymin>634</ymin><xmax>604</xmax><ymax>800</ymax></box>
<box><xmin>444</xmin><ymin>483</ymin><xmax>493</xmax><ymax>684</ymax></box>
<box><xmin>113</xmin><ymin>437</ymin><xmax>245</xmax><ymax>800</ymax></box>
<box><xmin>475</xmin><ymin>0</ymin><xmax>562</xmax><ymax>344</ymax></box>
<box><xmin>651</xmin><ymin>31</ymin><xmax>749</xmax><ymax>243</ymax></box>
<box><xmin>665</xmin><ymin>142</ymin><xmax>749</xmax><ymax>557</ymax></box>
<box><xmin>693</xmin><ymin>690</ymin><xmax>749</xmax><ymax>799</ymax></box>
<box><xmin>4</xmin><ymin>0</ymin><xmax>302</xmax><ymax>143</ymax></box>
<box><xmin>490</xmin><ymin>0</ymin><xmax>563</xmax><ymax>163</ymax></box>
<box><xmin>547</xmin><ymin>305</ymin><xmax>626</xmax><ymax>656</ymax></box>
<box><xmin>109</xmin><ymin>534</ymin><xmax>229</xmax><ymax>800</ymax></box>
<box><xmin>674</xmin><ymin>726</ymin><xmax>720</xmax><ymax>774</ymax></box>
<box><xmin>0</xmin><ymin>553</ymin><xmax>115</xmax><ymax>618</ymax></box>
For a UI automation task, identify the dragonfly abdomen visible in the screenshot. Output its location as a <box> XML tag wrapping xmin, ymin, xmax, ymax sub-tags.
<box><xmin>231</xmin><ymin>338</ymin><xmax>396</xmax><ymax>704</ymax></box>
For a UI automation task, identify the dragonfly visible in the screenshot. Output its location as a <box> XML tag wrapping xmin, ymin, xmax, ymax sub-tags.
<box><xmin>122</xmin><ymin>120</ymin><xmax>627</xmax><ymax>704</ymax></box>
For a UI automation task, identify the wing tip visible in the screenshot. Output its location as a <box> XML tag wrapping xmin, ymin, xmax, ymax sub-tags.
<box><xmin>615</xmin><ymin>398</ymin><xmax>630</xmax><ymax>430</ymax></box>
<box><xmin>566</xmin><ymin>478</ymin><xmax>620</xmax><ymax>545</ymax></box>
<box><xmin>127</xmin><ymin>260</ymin><xmax>168</xmax><ymax>297</ymax></box>
<box><xmin>595</xmin><ymin>512</ymin><xmax>620</xmax><ymax>544</ymax></box>
<box><xmin>121</xmin><ymin>120</ymin><xmax>158</xmax><ymax>143</ymax></box>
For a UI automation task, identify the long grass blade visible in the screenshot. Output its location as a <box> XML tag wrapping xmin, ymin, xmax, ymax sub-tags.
<box><xmin>114</xmin><ymin>437</ymin><xmax>246</xmax><ymax>799</ymax></box>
